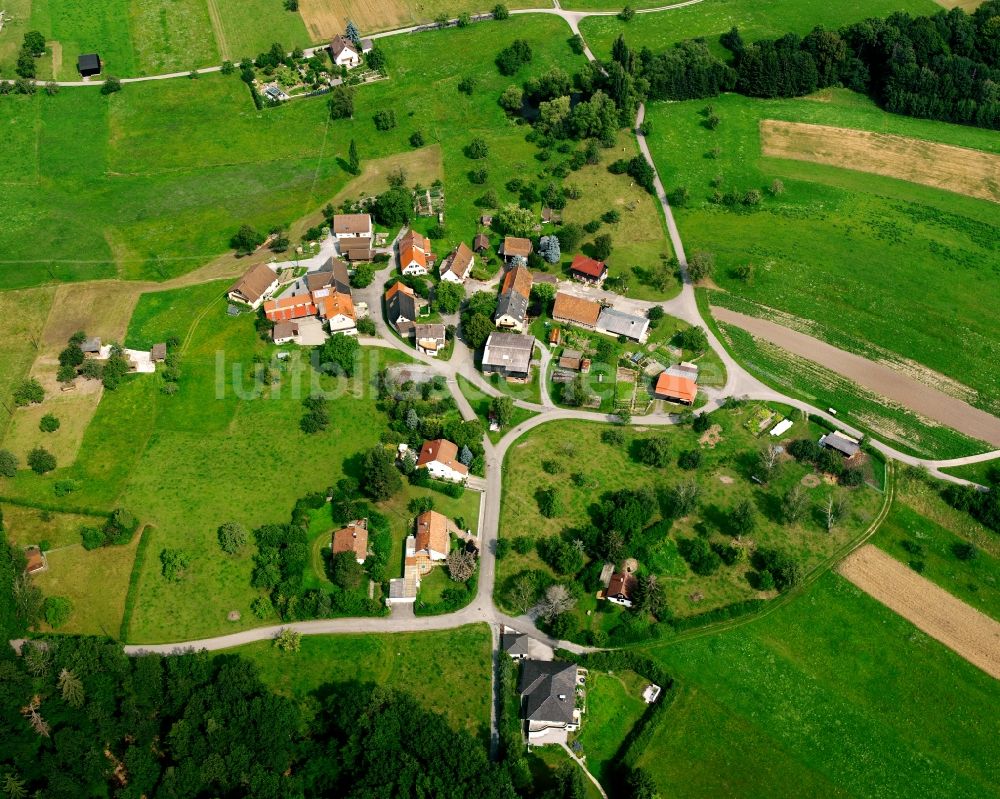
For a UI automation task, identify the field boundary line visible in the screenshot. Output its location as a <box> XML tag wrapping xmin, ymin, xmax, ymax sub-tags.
<box><xmin>205</xmin><ymin>0</ymin><xmax>231</xmax><ymax>62</ymax></box>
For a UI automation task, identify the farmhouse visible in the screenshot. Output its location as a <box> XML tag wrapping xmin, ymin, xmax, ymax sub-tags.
<box><xmin>313</xmin><ymin>287</ymin><xmax>357</xmax><ymax>334</ymax></box>
<box><xmin>264</xmin><ymin>294</ymin><xmax>317</xmax><ymax>322</ymax></box>
<box><xmin>332</xmin><ymin>519</ymin><xmax>369</xmax><ymax>564</ymax></box>
<box><xmin>482</xmin><ymin>332</ymin><xmax>535</xmax><ymax>380</ymax></box>
<box><xmin>665</xmin><ymin>361</ymin><xmax>699</xmax><ymax>381</ymax></box>
<box><xmin>414</xmin><ymin>323</ymin><xmax>446</xmax><ymax>356</ymax></box>
<box><xmin>653</xmin><ymin>372</ymin><xmax>697</xmax><ymax>405</ymax></box>
<box><xmin>820</xmin><ymin>430</ymin><xmax>862</xmax><ymax>458</ymax></box>
<box><xmin>439</xmin><ymin>242</ymin><xmax>475</xmax><ymax>284</ymax></box>
<box><xmin>272</xmin><ymin>321</ymin><xmax>299</xmax><ymax>344</ymax></box>
<box><xmin>597</xmin><ymin>308</ymin><xmax>649</xmax><ymax>342</ymax></box>
<box><xmin>228</xmin><ymin>263</ymin><xmax>279</xmax><ymax>309</ymax></box>
<box><xmin>502</xmin><ymin>631</ymin><xmax>554</xmax><ymax>661</ymax></box>
<box><xmin>399</xmin><ymin>230</ymin><xmax>434</xmax><ymax>276</ymax></box>
<box><xmin>558</xmin><ymin>349</ymin><xmax>590</xmax><ymax>373</ymax></box>
<box><xmin>414</xmin><ymin>510</ymin><xmax>453</xmax><ymax>560</ymax></box>
<box><xmin>333</xmin><ymin>213</ymin><xmax>372</xmax><ymax>239</ymax></box>
<box><xmin>77</xmin><ymin>53</ymin><xmax>101</xmax><ymax>77</ymax></box>
<box><xmin>495</xmin><ymin>265</ymin><xmax>533</xmax><ymax>332</ymax></box>
<box><xmin>385</xmin><ymin>282</ymin><xmax>419</xmax><ymax>333</ymax></box>
<box><xmin>570</xmin><ymin>254</ymin><xmax>608</xmax><ymax>285</ymax></box>
<box><xmin>416</xmin><ymin>438</ymin><xmax>469</xmax><ymax>482</ymax></box>
<box><xmin>518</xmin><ymin>660</ymin><xmax>582</xmax><ymax>743</ymax></box>
<box><xmin>500</xmin><ymin>236</ymin><xmax>533</xmax><ymax>263</ymax></box>
<box><xmin>552</xmin><ymin>292</ymin><xmax>601</xmax><ymax>329</ymax></box>
<box><xmin>605</xmin><ymin>572</ymin><xmax>637</xmax><ymax>608</ymax></box>
<box><xmin>329</xmin><ymin>35</ymin><xmax>361</xmax><ymax>68</ymax></box>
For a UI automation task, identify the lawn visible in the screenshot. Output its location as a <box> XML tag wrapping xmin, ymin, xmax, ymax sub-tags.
<box><xmin>871</xmin><ymin>467</ymin><xmax>1000</xmax><ymax>618</ymax></box>
<box><xmin>579</xmin><ymin>0</ymin><xmax>940</xmax><ymax>59</ymax></box>
<box><xmin>527</xmin><ymin>746</ymin><xmax>605</xmax><ymax>799</ymax></box>
<box><xmin>940</xmin><ymin>458</ymin><xmax>1000</xmax><ymax>487</ymax></box>
<box><xmin>496</xmin><ymin>408</ymin><xmax>884</xmax><ymax>628</ymax></box>
<box><xmin>638</xmin><ymin>571</ymin><xmax>1000</xmax><ymax>798</ymax></box>
<box><xmin>235</xmin><ymin>624</ymin><xmax>493</xmax><ymax>740</ymax></box>
<box><xmin>129</xmin><ymin>0</ymin><xmax>219</xmax><ymax>75</ymax></box>
<box><xmin>210</xmin><ymin>0</ymin><xmax>310</xmax><ymax>62</ymax></box>
<box><xmin>574</xmin><ymin>669</ymin><xmax>649</xmax><ymax>785</ymax></box>
<box><xmin>0</xmin><ymin>15</ymin><xmax>670</xmax><ymax>294</ymax></box>
<box><xmin>29</xmin><ymin>0</ymin><xmax>138</xmax><ymax>80</ymax></box>
<box><xmin>638</xmin><ymin>90</ymin><xmax>1000</xmax><ymax>419</ymax></box>
<box><xmin>0</xmin><ymin>287</ymin><xmax>56</xmax><ymax>438</ymax></box>
<box><xmin>456</xmin><ymin>374</ymin><xmax>537</xmax><ymax>443</ymax></box>
<box><xmin>1</xmin><ymin>506</ymin><xmax>107</xmax><ymax>550</ymax></box>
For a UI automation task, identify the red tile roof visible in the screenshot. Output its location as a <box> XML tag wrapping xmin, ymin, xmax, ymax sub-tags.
<box><xmin>332</xmin><ymin>519</ymin><xmax>368</xmax><ymax>560</ymax></box>
<box><xmin>552</xmin><ymin>292</ymin><xmax>601</xmax><ymax>327</ymax></box>
<box><xmin>416</xmin><ymin>439</ymin><xmax>469</xmax><ymax>475</ymax></box>
<box><xmin>654</xmin><ymin>372</ymin><xmax>697</xmax><ymax>404</ymax></box>
<box><xmin>501</xmin><ymin>264</ymin><xmax>533</xmax><ymax>299</ymax></box>
<box><xmin>570</xmin><ymin>254</ymin><xmax>607</xmax><ymax>279</ymax></box>
<box><xmin>415</xmin><ymin>510</ymin><xmax>451</xmax><ymax>555</ymax></box>
<box><xmin>502</xmin><ymin>237</ymin><xmax>532</xmax><ymax>258</ymax></box>
<box><xmin>263</xmin><ymin>294</ymin><xmax>316</xmax><ymax>321</ymax></box>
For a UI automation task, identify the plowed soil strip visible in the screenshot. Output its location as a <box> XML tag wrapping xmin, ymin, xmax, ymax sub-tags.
<box><xmin>760</xmin><ymin>119</ymin><xmax>1000</xmax><ymax>204</ymax></box>
<box><xmin>839</xmin><ymin>545</ymin><xmax>1000</xmax><ymax>680</ymax></box>
<box><xmin>712</xmin><ymin>306</ymin><xmax>1000</xmax><ymax>447</ymax></box>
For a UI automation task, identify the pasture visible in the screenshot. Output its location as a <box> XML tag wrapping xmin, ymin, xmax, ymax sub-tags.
<box><xmin>759</xmin><ymin>120</ymin><xmax>1000</xmax><ymax>204</ymax></box>
<box><xmin>642</xmin><ymin>91</ymin><xmax>1000</xmax><ymax>420</ymax></box>
<box><xmin>639</xmin><ymin>572</ymin><xmax>1000</xmax><ymax>799</ymax></box>
<box><xmin>496</xmin><ymin>410</ymin><xmax>883</xmax><ymax>628</ymax></box>
<box><xmin>579</xmin><ymin>0</ymin><xmax>940</xmax><ymax>59</ymax></box>
<box><xmin>235</xmin><ymin>624</ymin><xmax>493</xmax><ymax>739</ymax></box>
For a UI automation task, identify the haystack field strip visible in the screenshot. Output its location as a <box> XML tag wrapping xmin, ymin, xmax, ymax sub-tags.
<box><xmin>839</xmin><ymin>545</ymin><xmax>1000</xmax><ymax>680</ymax></box>
<box><xmin>711</xmin><ymin>307</ymin><xmax>1000</xmax><ymax>447</ymax></box>
<box><xmin>760</xmin><ymin>119</ymin><xmax>1000</xmax><ymax>204</ymax></box>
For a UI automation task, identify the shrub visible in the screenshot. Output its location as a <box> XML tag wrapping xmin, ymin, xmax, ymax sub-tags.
<box><xmin>409</xmin><ymin>130</ymin><xmax>425</xmax><ymax>147</ymax></box>
<box><xmin>81</xmin><ymin>527</ymin><xmax>104</xmax><ymax>550</ymax></box>
<box><xmin>678</xmin><ymin>537</ymin><xmax>721</xmax><ymax>575</ymax></box>
<box><xmin>493</xmin><ymin>3</ymin><xmax>509</xmax><ymax>19</ymax></box>
<box><xmin>39</xmin><ymin>414</ymin><xmax>60</xmax><ymax>433</ymax></box>
<box><xmin>465</xmin><ymin>137</ymin><xmax>489</xmax><ymax>159</ymax></box>
<box><xmin>13</xmin><ymin>379</ymin><xmax>44</xmax><ymax>406</ymax></box>
<box><xmin>27</xmin><ymin>447</ymin><xmax>56</xmax><ymax>474</ymax></box>
<box><xmin>218</xmin><ymin>521</ymin><xmax>249</xmax><ymax>554</ymax></box>
<box><xmin>457</xmin><ymin>76</ymin><xmax>476</xmax><ymax>94</ymax></box>
<box><xmin>53</xmin><ymin>479</ymin><xmax>79</xmax><ymax>497</ymax></box>
<box><xmin>677</xmin><ymin>449</ymin><xmax>702</xmax><ymax>470</ymax></box>
<box><xmin>373</xmin><ymin>109</ymin><xmax>397</xmax><ymax>130</ymax></box>
<box><xmin>512</xmin><ymin>536</ymin><xmax>533</xmax><ymax>555</ymax></box>
<box><xmin>0</xmin><ymin>449</ymin><xmax>19</xmax><ymax>478</ymax></box>
<box><xmin>160</xmin><ymin>548</ymin><xmax>192</xmax><ymax>581</ymax></box>
<box><xmin>952</xmin><ymin>542</ymin><xmax>977</xmax><ymax>561</ymax></box>
<box><xmin>101</xmin><ymin>77</ymin><xmax>122</xmax><ymax>95</ymax></box>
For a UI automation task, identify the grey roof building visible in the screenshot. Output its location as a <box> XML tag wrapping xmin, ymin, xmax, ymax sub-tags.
<box><xmin>482</xmin><ymin>332</ymin><xmax>534</xmax><ymax>379</ymax></box>
<box><xmin>597</xmin><ymin>307</ymin><xmax>650</xmax><ymax>342</ymax></box>
<box><xmin>519</xmin><ymin>661</ymin><xmax>579</xmax><ymax>727</ymax></box>
<box><xmin>820</xmin><ymin>430</ymin><xmax>861</xmax><ymax>458</ymax></box>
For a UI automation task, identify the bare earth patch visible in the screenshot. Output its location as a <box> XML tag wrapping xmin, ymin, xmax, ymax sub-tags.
<box><xmin>699</xmin><ymin>423</ymin><xmax>722</xmax><ymax>448</ymax></box>
<box><xmin>712</xmin><ymin>306</ymin><xmax>1000</xmax><ymax>447</ymax></box>
<box><xmin>839</xmin><ymin>544</ymin><xmax>1000</xmax><ymax>680</ymax></box>
<box><xmin>800</xmin><ymin>474</ymin><xmax>821</xmax><ymax>488</ymax></box>
<box><xmin>760</xmin><ymin>119</ymin><xmax>1000</xmax><ymax>204</ymax></box>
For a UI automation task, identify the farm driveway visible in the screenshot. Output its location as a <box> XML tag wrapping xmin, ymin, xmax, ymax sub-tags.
<box><xmin>839</xmin><ymin>545</ymin><xmax>1000</xmax><ymax>680</ymax></box>
<box><xmin>713</xmin><ymin>306</ymin><xmax>1000</xmax><ymax>448</ymax></box>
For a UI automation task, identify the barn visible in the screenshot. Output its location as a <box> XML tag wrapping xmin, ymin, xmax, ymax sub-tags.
<box><xmin>77</xmin><ymin>53</ymin><xmax>102</xmax><ymax>77</ymax></box>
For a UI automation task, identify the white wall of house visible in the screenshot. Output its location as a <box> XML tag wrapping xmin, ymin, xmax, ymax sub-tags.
<box><xmin>228</xmin><ymin>277</ymin><xmax>278</xmax><ymax>310</ymax></box>
<box><xmin>440</xmin><ymin>269</ymin><xmax>465</xmax><ymax>284</ymax></box>
<box><xmin>327</xmin><ymin>315</ymin><xmax>357</xmax><ymax>334</ymax></box>
<box><xmin>495</xmin><ymin>315</ymin><xmax>525</xmax><ymax>332</ymax></box>
<box><xmin>425</xmin><ymin>461</ymin><xmax>466</xmax><ymax>483</ymax></box>
<box><xmin>402</xmin><ymin>262</ymin><xmax>428</xmax><ymax>276</ymax></box>
<box><xmin>334</xmin><ymin>49</ymin><xmax>360</xmax><ymax>68</ymax></box>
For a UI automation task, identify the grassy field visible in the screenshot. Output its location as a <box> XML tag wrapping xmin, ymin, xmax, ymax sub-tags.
<box><xmin>940</xmin><ymin>459</ymin><xmax>1000</xmax><ymax>487</ymax></box>
<box><xmin>497</xmin><ymin>409</ymin><xmax>883</xmax><ymax>626</ymax></box>
<box><xmin>0</xmin><ymin>287</ymin><xmax>55</xmax><ymax>437</ymax></box>
<box><xmin>640</xmin><ymin>91</ymin><xmax>1000</xmax><ymax>418</ymax></box>
<box><xmin>579</xmin><ymin>0</ymin><xmax>940</xmax><ymax>58</ymax></box>
<box><xmin>210</xmin><ymin>0</ymin><xmax>310</xmax><ymax>62</ymax></box>
<box><xmin>638</xmin><ymin>571</ymin><xmax>1000</xmax><ymax>799</ymax></box>
<box><xmin>130</xmin><ymin>0</ymin><xmax>220</xmax><ymax>75</ymax></box>
<box><xmin>1</xmin><ymin>505</ymin><xmax>107</xmax><ymax>549</ymax></box>
<box><xmin>235</xmin><ymin>624</ymin><xmax>493</xmax><ymax>739</ymax></box>
<box><xmin>871</xmin><ymin>468</ymin><xmax>1000</xmax><ymax>618</ymax></box>
<box><xmin>28</xmin><ymin>0</ymin><xmax>138</xmax><ymax>80</ymax></box>
<box><xmin>574</xmin><ymin>669</ymin><xmax>649</xmax><ymax>785</ymax></box>
<box><xmin>456</xmin><ymin>374</ymin><xmax>537</xmax><ymax>443</ymax></box>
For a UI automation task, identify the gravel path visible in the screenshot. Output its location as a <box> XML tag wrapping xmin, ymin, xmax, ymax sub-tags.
<box><xmin>839</xmin><ymin>545</ymin><xmax>1000</xmax><ymax>680</ymax></box>
<box><xmin>713</xmin><ymin>306</ymin><xmax>1000</xmax><ymax>447</ymax></box>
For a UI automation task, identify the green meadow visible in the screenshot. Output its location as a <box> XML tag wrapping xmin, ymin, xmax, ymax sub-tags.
<box><xmin>641</xmin><ymin>572</ymin><xmax>1000</xmax><ymax>799</ymax></box>
<box><xmin>579</xmin><ymin>0</ymin><xmax>940</xmax><ymax>59</ymax></box>
<box><xmin>1</xmin><ymin>15</ymin><xmax>674</xmax><ymax>293</ymax></box>
<box><xmin>641</xmin><ymin>91</ymin><xmax>1000</xmax><ymax>421</ymax></box>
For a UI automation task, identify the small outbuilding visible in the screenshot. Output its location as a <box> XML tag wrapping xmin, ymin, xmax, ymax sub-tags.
<box><xmin>820</xmin><ymin>430</ymin><xmax>861</xmax><ymax>458</ymax></box>
<box><xmin>150</xmin><ymin>343</ymin><xmax>167</xmax><ymax>362</ymax></box>
<box><xmin>77</xmin><ymin>53</ymin><xmax>102</xmax><ymax>77</ymax></box>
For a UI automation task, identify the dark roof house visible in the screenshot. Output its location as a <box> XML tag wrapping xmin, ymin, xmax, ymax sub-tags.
<box><xmin>495</xmin><ymin>265</ymin><xmax>533</xmax><ymax>331</ymax></box>
<box><xmin>519</xmin><ymin>661</ymin><xmax>579</xmax><ymax>726</ymax></box>
<box><xmin>820</xmin><ymin>430</ymin><xmax>861</xmax><ymax>458</ymax></box>
<box><xmin>78</xmin><ymin>53</ymin><xmax>101</xmax><ymax>77</ymax></box>
<box><xmin>482</xmin><ymin>332</ymin><xmax>535</xmax><ymax>379</ymax></box>
<box><xmin>386</xmin><ymin>282</ymin><xmax>418</xmax><ymax>327</ymax></box>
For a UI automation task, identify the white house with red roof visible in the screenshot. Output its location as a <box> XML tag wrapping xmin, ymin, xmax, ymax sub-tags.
<box><xmin>399</xmin><ymin>230</ymin><xmax>434</xmax><ymax>276</ymax></box>
<box><xmin>416</xmin><ymin>439</ymin><xmax>469</xmax><ymax>483</ymax></box>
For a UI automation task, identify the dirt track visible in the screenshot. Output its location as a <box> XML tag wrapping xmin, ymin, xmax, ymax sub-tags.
<box><xmin>712</xmin><ymin>307</ymin><xmax>1000</xmax><ymax>447</ymax></box>
<box><xmin>760</xmin><ymin>119</ymin><xmax>1000</xmax><ymax>204</ymax></box>
<box><xmin>839</xmin><ymin>545</ymin><xmax>1000</xmax><ymax>680</ymax></box>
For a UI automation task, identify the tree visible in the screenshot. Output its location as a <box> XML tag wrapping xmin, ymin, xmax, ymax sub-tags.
<box><xmin>670</xmin><ymin>479</ymin><xmax>701</xmax><ymax>517</ymax></box>
<box><xmin>320</xmin><ymin>333</ymin><xmax>360</xmax><ymax>376</ymax></box>
<box><xmin>634</xmin><ymin>574</ymin><xmax>666</xmax><ymax>616</ymax></box>
<box><xmin>678</xmin><ymin>537</ymin><xmax>721</xmax><ymax>575</ymax></box>
<box><xmin>781</xmin><ymin>485</ymin><xmax>807</xmax><ymax>523</ymax></box>
<box><xmin>627</xmin><ymin>768</ymin><xmax>660</xmax><ymax>799</ymax></box>
<box><xmin>435</xmin><ymin>281</ymin><xmax>464</xmax><ymax>313</ymax></box>
<box><xmin>217</xmin><ymin>521</ymin><xmax>248</xmax><ymax>554</ymax></box>
<box><xmin>345</xmin><ymin>20</ymin><xmax>361</xmax><ymax>45</ymax></box>
<box><xmin>494</xmin><ymin>203</ymin><xmax>534</xmax><ymax>237</ymax></box>
<box><xmin>274</xmin><ymin>628</ymin><xmax>301</xmax><ymax>651</ymax></box>
<box><xmin>637</xmin><ymin>436</ymin><xmax>671</xmax><ymax>467</ymax></box>
<box><xmin>675</xmin><ymin>326</ymin><xmax>708</xmax><ymax>353</ymax></box>
<box><xmin>556</xmin><ymin>222</ymin><xmax>584</xmax><ymax>253</ymax></box>
<box><xmin>538</xmin><ymin>235</ymin><xmax>561</xmax><ymax>263</ymax></box>
<box><xmin>101</xmin><ymin>77</ymin><xmax>122</xmax><ymax>95</ymax></box>
<box><xmin>2</xmin><ymin>772</ymin><xmax>28</xmax><ymax>799</ymax></box>
<box><xmin>447</xmin><ymin>549</ymin><xmax>476</xmax><ymax>582</ymax></box>
<box><xmin>490</xmin><ymin>395</ymin><xmax>514</xmax><ymax>428</ymax></box>
<box><xmin>56</xmin><ymin>667</ymin><xmax>85</xmax><ymax>709</ymax></box>
<box><xmin>13</xmin><ymin>379</ymin><xmax>43</xmax><ymax>406</ymax></box>
<box><xmin>372</xmin><ymin>186</ymin><xmax>411</xmax><ymax>227</ymax></box>
<box><xmin>499</xmin><ymin>84</ymin><xmax>523</xmax><ymax>113</ymax></box>
<box><xmin>24</xmin><ymin>30</ymin><xmax>46</xmax><ymax>57</ymax></box>
<box><xmin>331</xmin><ymin>550</ymin><xmax>365</xmax><ymax>590</ymax></box>
<box><xmin>373</xmin><ymin>108</ymin><xmax>397</xmax><ymax>131</ymax></box>
<box><xmin>39</xmin><ymin>414</ymin><xmax>60</xmax><ymax>433</ymax></box>
<box><xmin>463</xmin><ymin>313</ymin><xmax>494</xmax><ymax>350</ymax></box>
<box><xmin>824</xmin><ymin>494</ymin><xmax>847</xmax><ymax>532</ymax></box>
<box><xmin>560</xmin><ymin>374</ymin><xmax>593</xmax><ymax>408</ymax></box>
<box><xmin>457</xmin><ymin>12</ymin><xmax>472</xmax><ymax>28</ymax></box>
<box><xmin>531</xmin><ymin>282</ymin><xmax>556</xmax><ymax>312</ymax></box>
<box><xmin>730</xmin><ymin>498</ymin><xmax>756</xmax><ymax>539</ymax></box>
<box><xmin>770</xmin><ymin>178</ymin><xmax>785</xmax><ymax>195</ymax></box>
<box><xmin>758</xmin><ymin>444</ymin><xmax>781</xmax><ymax>480</ymax></box>
<box><xmin>619</xmin><ymin>5</ymin><xmax>635</xmax><ymax>21</ymax></box>
<box><xmin>348</xmin><ymin>139</ymin><xmax>360</xmax><ymax>174</ymax></box>
<box><xmin>27</xmin><ymin>447</ymin><xmax>55</xmax><ymax>475</ymax></box>
<box><xmin>677</xmin><ymin>449</ymin><xmax>702</xmax><ymax>470</ymax></box>
<box><xmin>231</xmin><ymin>224</ymin><xmax>265</xmax><ymax>255</ymax></box>
<box><xmin>409</xmin><ymin>130</ymin><xmax>426</xmax><ymax>147</ymax></box>
<box><xmin>591</xmin><ymin>234</ymin><xmax>613</xmax><ymax>261</ymax></box>
<box><xmin>496</xmin><ymin>39</ymin><xmax>532</xmax><ymax>75</ymax></box>
<box><xmin>687</xmin><ymin>250</ymin><xmax>715</xmax><ymax>282</ymax></box>
<box><xmin>43</xmin><ymin>596</ymin><xmax>72</xmax><ymax>629</ymax></box>
<box><xmin>366</xmin><ymin>47</ymin><xmax>387</xmax><ymax>72</ymax></box>
<box><xmin>0</xmin><ymin>449</ymin><xmax>18</xmax><ymax>478</ymax></box>
<box><xmin>538</xmin><ymin>584</ymin><xmax>576</xmax><ymax>622</ymax></box>
<box><xmin>493</xmin><ymin>3</ymin><xmax>510</xmax><ymax>19</ymax></box>
<box><xmin>537</xmin><ymin>487</ymin><xmax>563</xmax><ymax>518</ymax></box>
<box><xmin>459</xmin><ymin>445</ymin><xmax>474</xmax><ymax>466</ymax></box>
<box><xmin>361</xmin><ymin>446</ymin><xmax>402</xmax><ymax>500</ymax></box>
<box><xmin>465</xmin><ymin>137</ymin><xmax>489</xmax><ymax>159</ymax></box>
<box><xmin>160</xmin><ymin>548</ymin><xmax>191</xmax><ymax>581</ymax></box>
<box><xmin>328</xmin><ymin>85</ymin><xmax>354</xmax><ymax>119</ymax></box>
